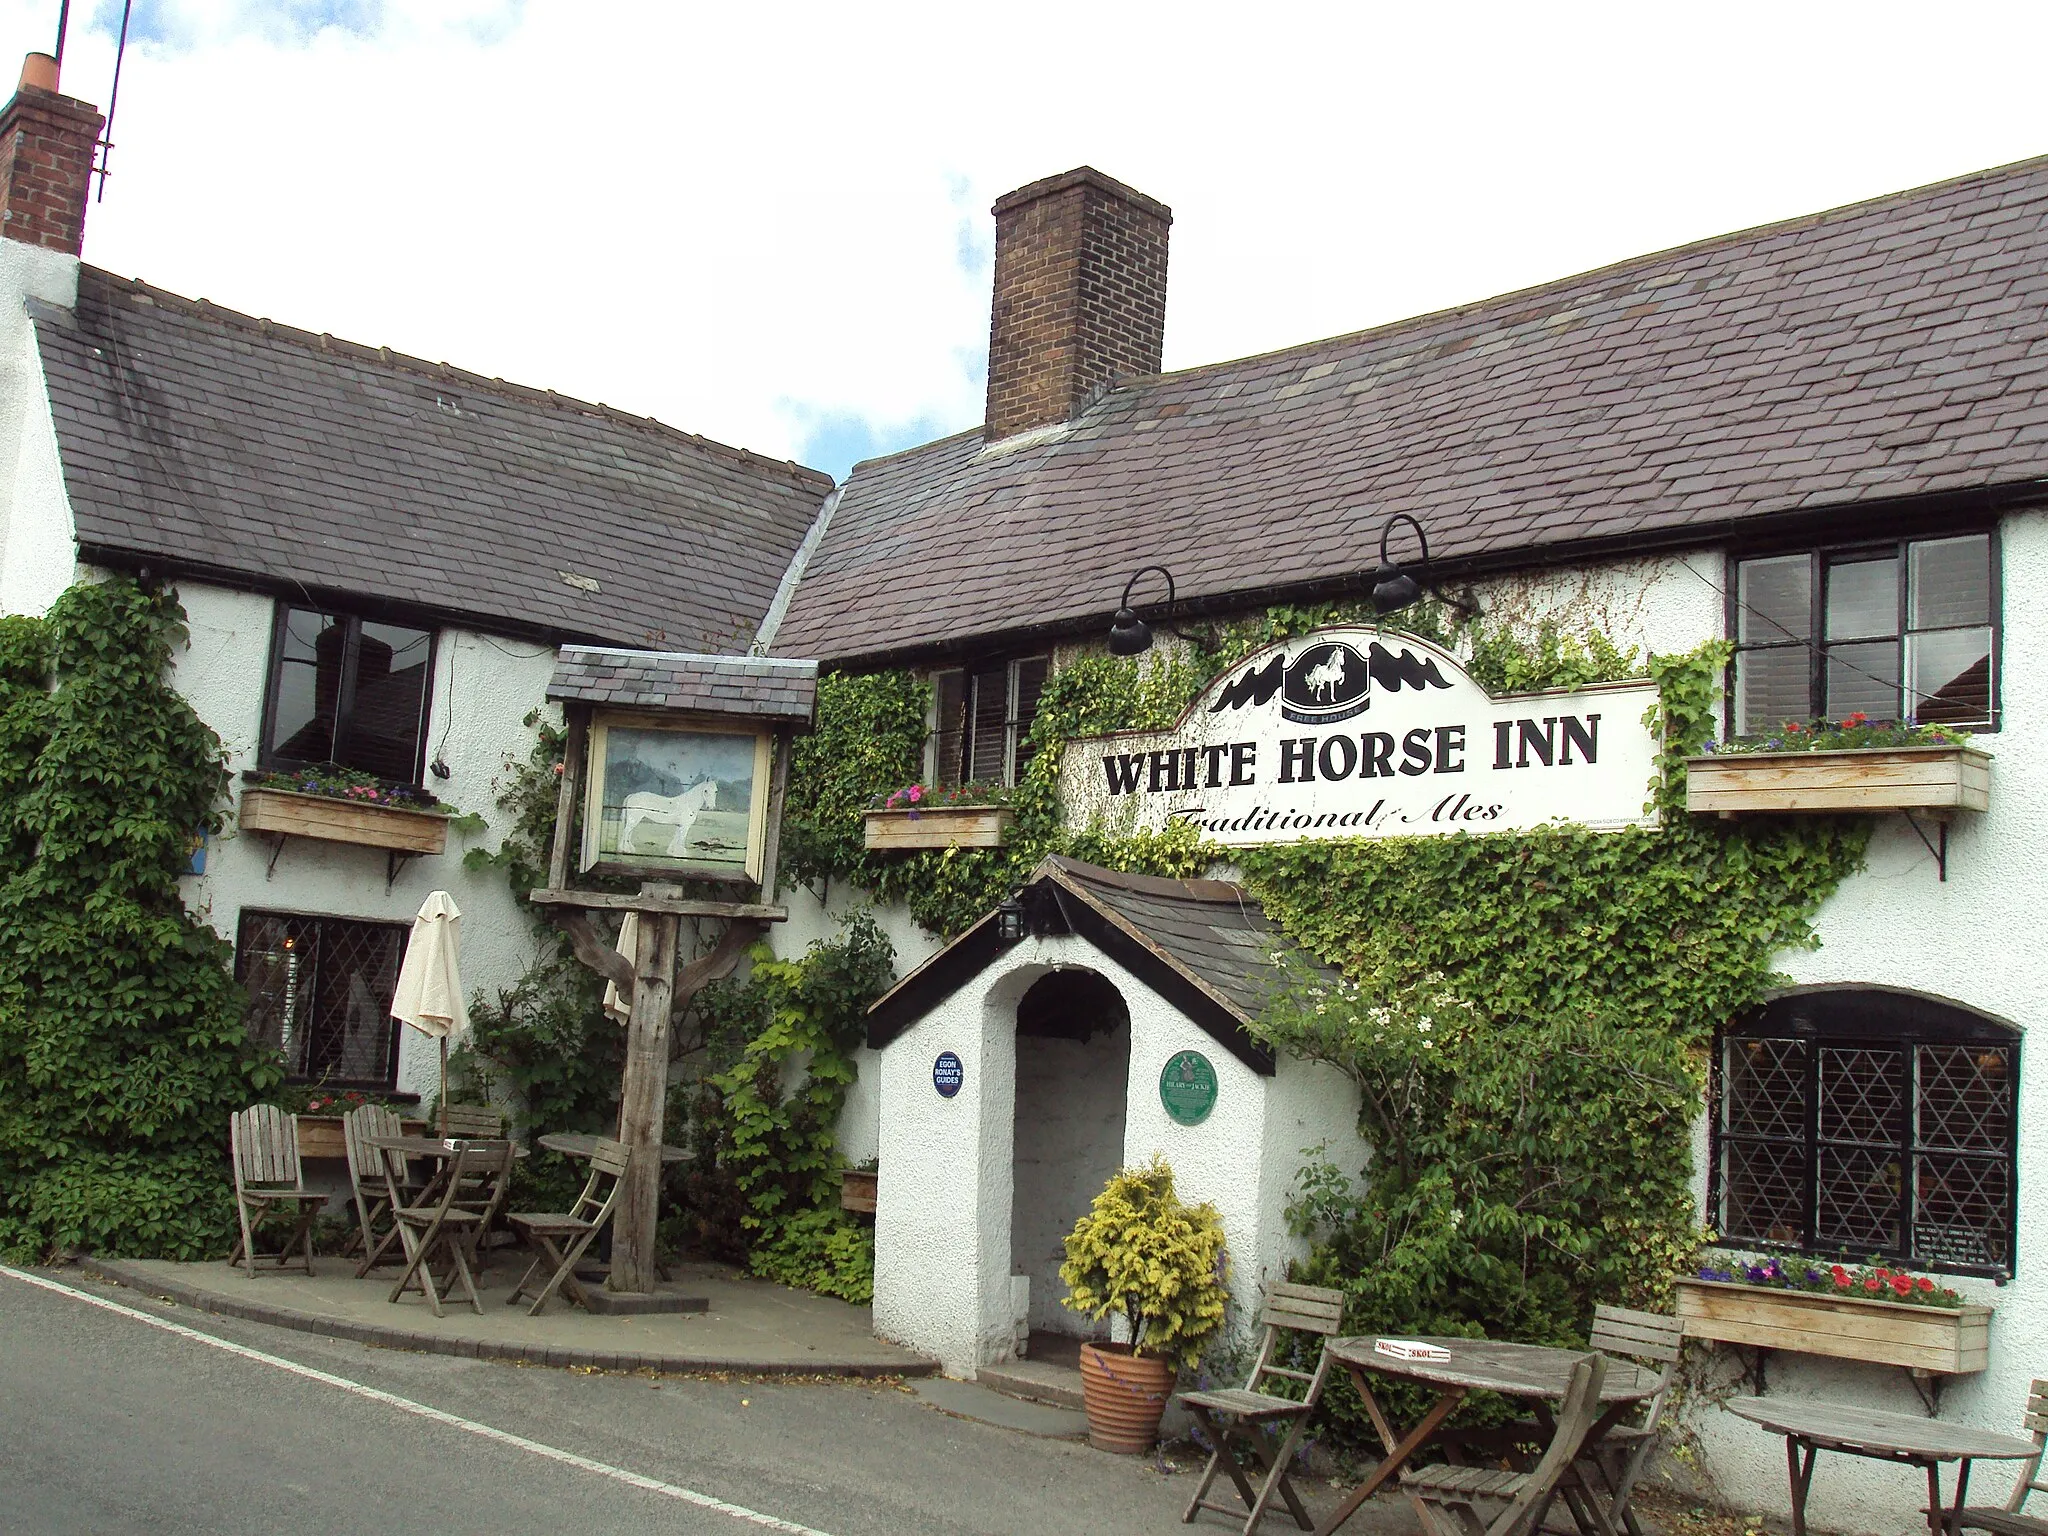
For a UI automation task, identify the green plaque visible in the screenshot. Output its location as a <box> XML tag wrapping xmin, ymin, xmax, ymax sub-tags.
<box><xmin>1159</xmin><ymin>1050</ymin><xmax>1218</xmax><ymax>1126</ymax></box>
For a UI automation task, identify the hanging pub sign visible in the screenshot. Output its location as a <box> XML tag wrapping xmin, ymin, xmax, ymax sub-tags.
<box><xmin>1062</xmin><ymin>629</ymin><xmax>1661</xmax><ymax>845</ymax></box>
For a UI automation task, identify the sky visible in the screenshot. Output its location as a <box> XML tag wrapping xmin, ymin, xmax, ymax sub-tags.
<box><xmin>8</xmin><ymin>1</ymin><xmax>2048</xmax><ymax>480</ymax></box>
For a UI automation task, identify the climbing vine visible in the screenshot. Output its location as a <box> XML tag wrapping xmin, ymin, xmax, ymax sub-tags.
<box><xmin>0</xmin><ymin>578</ymin><xmax>282</xmax><ymax>1262</ymax></box>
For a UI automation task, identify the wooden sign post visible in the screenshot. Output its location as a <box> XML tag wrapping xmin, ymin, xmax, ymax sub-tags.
<box><xmin>532</xmin><ymin>649</ymin><xmax>814</xmax><ymax>1299</ymax></box>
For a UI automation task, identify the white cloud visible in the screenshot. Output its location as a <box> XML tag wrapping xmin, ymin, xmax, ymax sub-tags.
<box><xmin>4</xmin><ymin>1</ymin><xmax>2046</xmax><ymax>475</ymax></box>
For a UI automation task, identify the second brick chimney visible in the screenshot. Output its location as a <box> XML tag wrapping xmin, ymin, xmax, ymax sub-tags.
<box><xmin>0</xmin><ymin>53</ymin><xmax>103</xmax><ymax>256</ymax></box>
<box><xmin>985</xmin><ymin>167</ymin><xmax>1171</xmax><ymax>442</ymax></box>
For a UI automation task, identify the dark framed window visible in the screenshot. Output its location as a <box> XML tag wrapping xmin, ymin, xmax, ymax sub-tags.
<box><xmin>1728</xmin><ymin>532</ymin><xmax>1997</xmax><ymax>737</ymax></box>
<box><xmin>1711</xmin><ymin>987</ymin><xmax>2019</xmax><ymax>1277</ymax></box>
<box><xmin>237</xmin><ymin>911</ymin><xmax>408</xmax><ymax>1087</ymax></box>
<box><xmin>929</xmin><ymin>655</ymin><xmax>1051</xmax><ymax>788</ymax></box>
<box><xmin>262</xmin><ymin>605</ymin><xmax>436</xmax><ymax>784</ymax></box>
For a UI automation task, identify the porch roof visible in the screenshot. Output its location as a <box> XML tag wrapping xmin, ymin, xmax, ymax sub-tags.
<box><xmin>866</xmin><ymin>855</ymin><xmax>1323</xmax><ymax>1074</ymax></box>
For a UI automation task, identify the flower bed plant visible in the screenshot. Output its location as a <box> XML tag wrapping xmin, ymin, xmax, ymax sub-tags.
<box><xmin>245</xmin><ymin>765</ymin><xmax>460</xmax><ymax>816</ymax></box>
<box><xmin>871</xmin><ymin>781</ymin><xmax>1013</xmax><ymax>811</ymax></box>
<box><xmin>1701</xmin><ymin>714</ymin><xmax>1975</xmax><ymax>755</ymax></box>
<box><xmin>1694</xmin><ymin>1252</ymin><xmax>1963</xmax><ymax>1308</ymax></box>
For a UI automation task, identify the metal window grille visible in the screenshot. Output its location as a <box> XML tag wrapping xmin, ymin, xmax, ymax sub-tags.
<box><xmin>237</xmin><ymin>912</ymin><xmax>407</xmax><ymax>1087</ymax></box>
<box><xmin>1712</xmin><ymin>990</ymin><xmax>2018</xmax><ymax>1277</ymax></box>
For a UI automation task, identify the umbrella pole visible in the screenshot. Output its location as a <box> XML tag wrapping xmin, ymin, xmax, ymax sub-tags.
<box><xmin>439</xmin><ymin>1037</ymin><xmax>448</xmax><ymax>1137</ymax></box>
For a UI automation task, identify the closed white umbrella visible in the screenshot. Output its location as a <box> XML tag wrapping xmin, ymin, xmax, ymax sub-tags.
<box><xmin>391</xmin><ymin>891</ymin><xmax>470</xmax><ymax>1134</ymax></box>
<box><xmin>602</xmin><ymin>913</ymin><xmax>639</xmax><ymax>1025</ymax></box>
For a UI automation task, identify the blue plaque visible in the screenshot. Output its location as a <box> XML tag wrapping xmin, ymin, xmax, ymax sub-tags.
<box><xmin>932</xmin><ymin>1050</ymin><xmax>964</xmax><ymax>1098</ymax></box>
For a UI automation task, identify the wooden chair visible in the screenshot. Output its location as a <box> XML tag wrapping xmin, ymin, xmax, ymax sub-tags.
<box><xmin>227</xmin><ymin>1105</ymin><xmax>324</xmax><ymax>1278</ymax></box>
<box><xmin>504</xmin><ymin>1137</ymin><xmax>629</xmax><ymax>1316</ymax></box>
<box><xmin>388</xmin><ymin>1139</ymin><xmax>514</xmax><ymax>1316</ymax></box>
<box><xmin>439</xmin><ymin>1103</ymin><xmax>507</xmax><ymax>1139</ymax></box>
<box><xmin>1572</xmin><ymin>1306</ymin><xmax>1682</xmax><ymax>1536</ymax></box>
<box><xmin>1952</xmin><ymin>1380</ymin><xmax>2048</xmax><ymax>1536</ymax></box>
<box><xmin>1402</xmin><ymin>1352</ymin><xmax>1609</xmax><ymax>1536</ymax></box>
<box><xmin>1177</xmin><ymin>1281</ymin><xmax>1347</xmax><ymax>1533</ymax></box>
<box><xmin>342</xmin><ymin>1104</ymin><xmax>416</xmax><ymax>1276</ymax></box>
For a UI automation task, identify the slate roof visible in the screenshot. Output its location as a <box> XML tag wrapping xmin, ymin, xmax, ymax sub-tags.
<box><xmin>777</xmin><ymin>154</ymin><xmax>2048</xmax><ymax>664</ymax></box>
<box><xmin>35</xmin><ymin>267</ymin><xmax>833</xmax><ymax>649</ymax></box>
<box><xmin>865</xmin><ymin>855</ymin><xmax>1320</xmax><ymax>1072</ymax></box>
<box><xmin>547</xmin><ymin>646</ymin><xmax>818</xmax><ymax>723</ymax></box>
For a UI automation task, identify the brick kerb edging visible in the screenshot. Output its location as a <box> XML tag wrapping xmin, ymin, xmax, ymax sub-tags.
<box><xmin>71</xmin><ymin>1256</ymin><xmax>938</xmax><ymax>1379</ymax></box>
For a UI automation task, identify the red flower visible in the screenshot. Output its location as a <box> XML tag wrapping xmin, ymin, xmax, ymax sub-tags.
<box><xmin>1845</xmin><ymin>712</ymin><xmax>1868</xmax><ymax>726</ymax></box>
<box><xmin>1875</xmin><ymin>1267</ymin><xmax>1892</xmax><ymax>1280</ymax></box>
<box><xmin>1786</xmin><ymin>721</ymin><xmax>1804</xmax><ymax>732</ymax></box>
<box><xmin>1916</xmin><ymin>1277</ymin><xmax>1935</xmax><ymax>1293</ymax></box>
<box><xmin>1864</xmin><ymin>1278</ymin><xmax>1883</xmax><ymax>1292</ymax></box>
<box><xmin>1891</xmin><ymin>1275</ymin><xmax>1914</xmax><ymax>1296</ymax></box>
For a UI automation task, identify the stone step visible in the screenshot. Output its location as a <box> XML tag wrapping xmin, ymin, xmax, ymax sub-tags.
<box><xmin>978</xmin><ymin>1357</ymin><xmax>1087</xmax><ymax>1412</ymax></box>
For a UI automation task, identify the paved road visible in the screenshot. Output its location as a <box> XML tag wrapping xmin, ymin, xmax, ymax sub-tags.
<box><xmin>0</xmin><ymin>1265</ymin><xmax>1361</xmax><ymax>1536</ymax></box>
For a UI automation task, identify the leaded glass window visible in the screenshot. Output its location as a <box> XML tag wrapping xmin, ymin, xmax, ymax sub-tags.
<box><xmin>1712</xmin><ymin>988</ymin><xmax>2018</xmax><ymax>1277</ymax></box>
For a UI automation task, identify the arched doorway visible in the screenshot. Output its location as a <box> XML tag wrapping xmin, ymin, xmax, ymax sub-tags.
<box><xmin>1010</xmin><ymin>967</ymin><xmax>1130</xmax><ymax>1349</ymax></box>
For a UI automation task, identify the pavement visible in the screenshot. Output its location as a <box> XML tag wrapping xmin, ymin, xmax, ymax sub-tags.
<box><xmin>0</xmin><ymin>1262</ymin><xmax>1418</xmax><ymax>1536</ymax></box>
<box><xmin>77</xmin><ymin>1252</ymin><xmax>936</xmax><ymax>1377</ymax></box>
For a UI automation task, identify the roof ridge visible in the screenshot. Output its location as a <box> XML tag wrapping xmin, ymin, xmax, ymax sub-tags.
<box><xmin>1089</xmin><ymin>149</ymin><xmax>2048</xmax><ymax>401</ymax></box>
<box><xmin>76</xmin><ymin>266</ymin><xmax>836</xmax><ymax>493</ymax></box>
<box><xmin>842</xmin><ymin>424</ymin><xmax>985</xmax><ymax>476</ymax></box>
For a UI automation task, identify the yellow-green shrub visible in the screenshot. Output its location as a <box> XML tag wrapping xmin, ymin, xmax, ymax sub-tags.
<box><xmin>1060</xmin><ymin>1156</ymin><xmax>1228</xmax><ymax>1368</ymax></box>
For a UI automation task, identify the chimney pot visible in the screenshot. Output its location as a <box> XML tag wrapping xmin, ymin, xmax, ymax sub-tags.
<box><xmin>984</xmin><ymin>166</ymin><xmax>1171</xmax><ymax>442</ymax></box>
<box><xmin>0</xmin><ymin>57</ymin><xmax>102</xmax><ymax>255</ymax></box>
<box><xmin>18</xmin><ymin>52</ymin><xmax>58</xmax><ymax>94</ymax></box>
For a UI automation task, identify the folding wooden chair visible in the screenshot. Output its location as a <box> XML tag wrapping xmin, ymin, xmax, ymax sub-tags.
<box><xmin>1953</xmin><ymin>1380</ymin><xmax>2048</xmax><ymax>1536</ymax></box>
<box><xmin>439</xmin><ymin>1103</ymin><xmax>507</xmax><ymax>1139</ymax></box>
<box><xmin>1403</xmin><ymin>1353</ymin><xmax>1610</xmax><ymax>1536</ymax></box>
<box><xmin>1177</xmin><ymin>1281</ymin><xmax>1346</xmax><ymax>1533</ymax></box>
<box><xmin>504</xmin><ymin>1137</ymin><xmax>629</xmax><ymax>1315</ymax></box>
<box><xmin>388</xmin><ymin>1139</ymin><xmax>514</xmax><ymax>1316</ymax></box>
<box><xmin>343</xmin><ymin>1104</ymin><xmax>417</xmax><ymax>1276</ymax></box>
<box><xmin>226</xmin><ymin>1105</ymin><xmax>324</xmax><ymax>1278</ymax></box>
<box><xmin>1570</xmin><ymin>1306</ymin><xmax>1682</xmax><ymax>1536</ymax></box>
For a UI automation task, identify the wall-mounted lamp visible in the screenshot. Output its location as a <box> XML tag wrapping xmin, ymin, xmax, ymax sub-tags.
<box><xmin>995</xmin><ymin>895</ymin><xmax>1028</xmax><ymax>944</ymax></box>
<box><xmin>1107</xmin><ymin>565</ymin><xmax>1176</xmax><ymax>656</ymax></box>
<box><xmin>1370</xmin><ymin>513</ymin><xmax>1428</xmax><ymax>616</ymax></box>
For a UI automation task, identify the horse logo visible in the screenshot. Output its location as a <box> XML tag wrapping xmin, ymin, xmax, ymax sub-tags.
<box><xmin>1282</xmin><ymin>641</ymin><xmax>1372</xmax><ymax>724</ymax></box>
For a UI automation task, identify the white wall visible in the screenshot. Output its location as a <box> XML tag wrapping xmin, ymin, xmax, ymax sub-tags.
<box><xmin>1678</xmin><ymin>509</ymin><xmax>2048</xmax><ymax>1531</ymax></box>
<box><xmin>172</xmin><ymin>581</ymin><xmax>561</xmax><ymax>1101</ymax></box>
<box><xmin>0</xmin><ymin>241</ymin><xmax>82</xmax><ymax>615</ymax></box>
<box><xmin>870</xmin><ymin>932</ymin><xmax>1359</xmax><ymax>1376</ymax></box>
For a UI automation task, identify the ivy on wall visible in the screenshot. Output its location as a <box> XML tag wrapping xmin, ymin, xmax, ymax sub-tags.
<box><xmin>778</xmin><ymin>609</ymin><xmax>1870</xmax><ymax>1393</ymax></box>
<box><xmin>0</xmin><ymin>579</ymin><xmax>282</xmax><ymax>1262</ymax></box>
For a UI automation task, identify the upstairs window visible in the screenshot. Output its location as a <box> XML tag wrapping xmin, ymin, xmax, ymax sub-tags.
<box><xmin>1712</xmin><ymin>987</ymin><xmax>2018</xmax><ymax>1277</ymax></box>
<box><xmin>263</xmin><ymin>605</ymin><xmax>436</xmax><ymax>784</ymax></box>
<box><xmin>930</xmin><ymin>656</ymin><xmax>1051</xmax><ymax>788</ymax></box>
<box><xmin>1730</xmin><ymin>533</ymin><xmax>1996</xmax><ymax>736</ymax></box>
<box><xmin>237</xmin><ymin>911</ymin><xmax>407</xmax><ymax>1087</ymax></box>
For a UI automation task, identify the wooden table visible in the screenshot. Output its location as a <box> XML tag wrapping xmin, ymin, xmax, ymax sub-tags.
<box><xmin>1728</xmin><ymin>1395</ymin><xmax>2040</xmax><ymax>1536</ymax></box>
<box><xmin>1315</xmin><ymin>1336</ymin><xmax>1661</xmax><ymax>1536</ymax></box>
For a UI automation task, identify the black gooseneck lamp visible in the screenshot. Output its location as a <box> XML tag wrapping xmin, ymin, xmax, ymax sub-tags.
<box><xmin>1107</xmin><ymin>565</ymin><xmax>1176</xmax><ymax>656</ymax></box>
<box><xmin>1370</xmin><ymin>513</ymin><xmax>1429</xmax><ymax>616</ymax></box>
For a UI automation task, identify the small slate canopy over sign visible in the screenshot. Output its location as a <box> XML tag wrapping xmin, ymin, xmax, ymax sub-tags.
<box><xmin>933</xmin><ymin>1050</ymin><xmax>964</xmax><ymax>1098</ymax></box>
<box><xmin>1159</xmin><ymin>1049</ymin><xmax>1217</xmax><ymax>1125</ymax></box>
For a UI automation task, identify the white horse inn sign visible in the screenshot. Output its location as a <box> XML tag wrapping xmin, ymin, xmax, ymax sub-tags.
<box><xmin>1063</xmin><ymin>629</ymin><xmax>1662</xmax><ymax>844</ymax></box>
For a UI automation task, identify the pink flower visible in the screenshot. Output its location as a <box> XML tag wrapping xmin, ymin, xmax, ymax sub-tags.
<box><xmin>907</xmin><ymin>784</ymin><xmax>923</xmax><ymax>804</ymax></box>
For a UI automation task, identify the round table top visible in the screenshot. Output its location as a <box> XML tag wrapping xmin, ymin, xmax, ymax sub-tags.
<box><xmin>1328</xmin><ymin>1336</ymin><xmax>1660</xmax><ymax>1402</ymax></box>
<box><xmin>537</xmin><ymin>1132</ymin><xmax>686</xmax><ymax>1165</ymax></box>
<box><xmin>1726</xmin><ymin>1397</ymin><xmax>2041</xmax><ymax>1462</ymax></box>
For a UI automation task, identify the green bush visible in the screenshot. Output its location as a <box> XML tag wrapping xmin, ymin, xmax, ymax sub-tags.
<box><xmin>0</xmin><ymin>579</ymin><xmax>281</xmax><ymax>1262</ymax></box>
<box><xmin>1060</xmin><ymin>1156</ymin><xmax>1229</xmax><ymax>1368</ymax></box>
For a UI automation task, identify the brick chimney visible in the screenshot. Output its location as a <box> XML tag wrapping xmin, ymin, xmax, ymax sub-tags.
<box><xmin>985</xmin><ymin>167</ymin><xmax>1171</xmax><ymax>442</ymax></box>
<box><xmin>0</xmin><ymin>54</ymin><xmax>103</xmax><ymax>256</ymax></box>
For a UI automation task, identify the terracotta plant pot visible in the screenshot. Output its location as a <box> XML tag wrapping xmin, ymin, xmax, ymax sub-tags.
<box><xmin>1077</xmin><ymin>1341</ymin><xmax>1175</xmax><ymax>1454</ymax></box>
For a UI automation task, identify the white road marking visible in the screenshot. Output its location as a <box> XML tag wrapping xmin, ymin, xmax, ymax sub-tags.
<box><xmin>0</xmin><ymin>1264</ymin><xmax>837</xmax><ymax>1536</ymax></box>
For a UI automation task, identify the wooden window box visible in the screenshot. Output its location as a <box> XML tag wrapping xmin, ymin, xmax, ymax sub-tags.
<box><xmin>295</xmin><ymin>1115</ymin><xmax>428</xmax><ymax>1160</ymax></box>
<box><xmin>239</xmin><ymin>787</ymin><xmax>450</xmax><ymax>855</ymax></box>
<box><xmin>862</xmin><ymin>806</ymin><xmax>1013</xmax><ymax>850</ymax></box>
<box><xmin>1684</xmin><ymin>746</ymin><xmax>1990</xmax><ymax>817</ymax></box>
<box><xmin>840</xmin><ymin>1168</ymin><xmax>878</xmax><ymax>1214</ymax></box>
<box><xmin>1674</xmin><ymin>1279</ymin><xmax>1991</xmax><ymax>1374</ymax></box>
